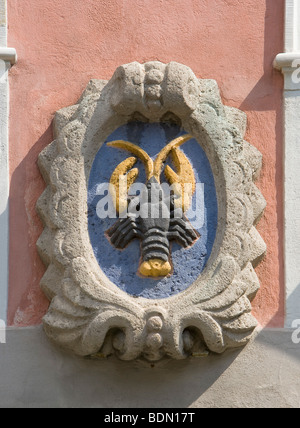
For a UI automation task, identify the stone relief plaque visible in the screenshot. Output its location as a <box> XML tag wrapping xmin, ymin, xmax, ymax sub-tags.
<box><xmin>37</xmin><ymin>61</ymin><xmax>266</xmax><ymax>361</ymax></box>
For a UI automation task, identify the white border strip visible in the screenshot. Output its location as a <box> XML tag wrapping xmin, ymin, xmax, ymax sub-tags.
<box><xmin>274</xmin><ymin>0</ymin><xmax>300</xmax><ymax>327</ymax></box>
<box><xmin>0</xmin><ymin>58</ymin><xmax>9</xmax><ymax>324</ymax></box>
<box><xmin>0</xmin><ymin>0</ymin><xmax>9</xmax><ymax>323</ymax></box>
<box><xmin>0</xmin><ymin>1</ymin><xmax>16</xmax><ymax>324</ymax></box>
<box><xmin>285</xmin><ymin>0</ymin><xmax>300</xmax><ymax>52</ymax></box>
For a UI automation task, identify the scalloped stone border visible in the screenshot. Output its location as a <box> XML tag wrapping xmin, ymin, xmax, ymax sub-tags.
<box><xmin>36</xmin><ymin>61</ymin><xmax>266</xmax><ymax>361</ymax></box>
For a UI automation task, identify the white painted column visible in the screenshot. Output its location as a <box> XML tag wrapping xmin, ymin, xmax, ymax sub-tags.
<box><xmin>0</xmin><ymin>1</ymin><xmax>16</xmax><ymax>324</ymax></box>
<box><xmin>274</xmin><ymin>0</ymin><xmax>300</xmax><ymax>327</ymax></box>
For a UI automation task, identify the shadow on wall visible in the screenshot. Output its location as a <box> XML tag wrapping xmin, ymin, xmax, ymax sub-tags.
<box><xmin>48</xmin><ymin>284</ymin><xmax>298</xmax><ymax>407</ymax></box>
<box><xmin>1</xmin><ymin>324</ymin><xmax>298</xmax><ymax>408</ymax></box>
<box><xmin>7</xmin><ymin>126</ymin><xmax>51</xmax><ymax>326</ymax></box>
<box><xmin>0</xmin><ymin>325</ymin><xmax>247</xmax><ymax>408</ymax></box>
<box><xmin>240</xmin><ymin>0</ymin><xmax>285</xmax><ymax>327</ymax></box>
<box><xmin>250</xmin><ymin>284</ymin><xmax>300</xmax><ymax>393</ymax></box>
<box><xmin>62</xmin><ymin>348</ymin><xmax>245</xmax><ymax>408</ymax></box>
<box><xmin>239</xmin><ymin>0</ymin><xmax>284</xmax><ymax>113</ymax></box>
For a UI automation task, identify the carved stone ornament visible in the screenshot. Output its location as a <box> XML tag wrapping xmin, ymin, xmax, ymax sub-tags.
<box><xmin>37</xmin><ymin>61</ymin><xmax>266</xmax><ymax>361</ymax></box>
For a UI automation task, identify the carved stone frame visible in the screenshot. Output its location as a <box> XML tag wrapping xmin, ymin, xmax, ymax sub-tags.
<box><xmin>37</xmin><ymin>61</ymin><xmax>266</xmax><ymax>361</ymax></box>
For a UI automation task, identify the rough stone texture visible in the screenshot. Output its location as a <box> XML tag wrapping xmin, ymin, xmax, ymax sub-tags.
<box><xmin>0</xmin><ymin>326</ymin><xmax>299</xmax><ymax>408</ymax></box>
<box><xmin>36</xmin><ymin>61</ymin><xmax>266</xmax><ymax>361</ymax></box>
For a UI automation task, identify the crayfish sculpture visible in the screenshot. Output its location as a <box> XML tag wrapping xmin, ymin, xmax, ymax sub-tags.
<box><xmin>106</xmin><ymin>134</ymin><xmax>200</xmax><ymax>278</ymax></box>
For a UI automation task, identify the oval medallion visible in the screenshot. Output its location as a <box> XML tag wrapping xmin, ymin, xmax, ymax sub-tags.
<box><xmin>88</xmin><ymin>121</ymin><xmax>217</xmax><ymax>298</ymax></box>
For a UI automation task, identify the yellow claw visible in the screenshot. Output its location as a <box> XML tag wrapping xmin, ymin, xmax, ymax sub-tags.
<box><xmin>164</xmin><ymin>147</ymin><xmax>196</xmax><ymax>212</ymax></box>
<box><xmin>108</xmin><ymin>140</ymin><xmax>154</xmax><ymax>214</ymax></box>
<box><xmin>108</xmin><ymin>135</ymin><xmax>196</xmax><ymax>214</ymax></box>
<box><xmin>109</xmin><ymin>157</ymin><xmax>139</xmax><ymax>214</ymax></box>
<box><xmin>153</xmin><ymin>134</ymin><xmax>193</xmax><ymax>181</ymax></box>
<box><xmin>107</xmin><ymin>140</ymin><xmax>153</xmax><ymax>180</ymax></box>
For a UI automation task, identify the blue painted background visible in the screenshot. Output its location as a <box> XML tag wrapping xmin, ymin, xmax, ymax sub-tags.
<box><xmin>88</xmin><ymin>122</ymin><xmax>218</xmax><ymax>299</ymax></box>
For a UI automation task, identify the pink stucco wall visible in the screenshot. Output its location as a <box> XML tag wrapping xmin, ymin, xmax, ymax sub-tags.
<box><xmin>7</xmin><ymin>0</ymin><xmax>284</xmax><ymax>327</ymax></box>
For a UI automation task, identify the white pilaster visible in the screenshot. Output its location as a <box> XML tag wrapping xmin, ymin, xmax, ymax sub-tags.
<box><xmin>0</xmin><ymin>1</ymin><xmax>16</xmax><ymax>324</ymax></box>
<box><xmin>274</xmin><ymin>0</ymin><xmax>300</xmax><ymax>327</ymax></box>
<box><xmin>0</xmin><ymin>59</ymin><xmax>9</xmax><ymax>324</ymax></box>
<box><xmin>285</xmin><ymin>0</ymin><xmax>300</xmax><ymax>52</ymax></box>
<box><xmin>0</xmin><ymin>0</ymin><xmax>9</xmax><ymax>324</ymax></box>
